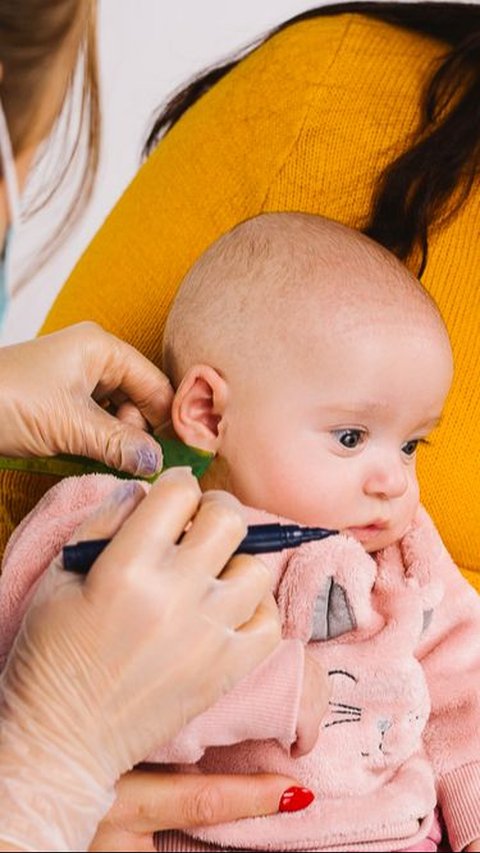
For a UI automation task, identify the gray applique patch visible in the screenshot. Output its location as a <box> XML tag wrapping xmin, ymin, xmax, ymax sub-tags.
<box><xmin>311</xmin><ymin>578</ymin><xmax>357</xmax><ymax>641</ymax></box>
<box><xmin>422</xmin><ymin>609</ymin><xmax>433</xmax><ymax>633</ymax></box>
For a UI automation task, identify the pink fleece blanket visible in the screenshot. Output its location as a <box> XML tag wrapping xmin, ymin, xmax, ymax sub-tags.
<box><xmin>1</xmin><ymin>474</ymin><xmax>480</xmax><ymax>852</ymax></box>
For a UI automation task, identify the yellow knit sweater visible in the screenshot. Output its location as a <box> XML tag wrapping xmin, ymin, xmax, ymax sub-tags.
<box><xmin>1</xmin><ymin>15</ymin><xmax>479</xmax><ymax>587</ymax></box>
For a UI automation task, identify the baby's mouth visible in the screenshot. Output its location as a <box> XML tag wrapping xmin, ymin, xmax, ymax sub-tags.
<box><xmin>344</xmin><ymin>521</ymin><xmax>388</xmax><ymax>542</ymax></box>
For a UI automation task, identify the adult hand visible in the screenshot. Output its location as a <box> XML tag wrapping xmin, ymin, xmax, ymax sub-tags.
<box><xmin>0</xmin><ymin>468</ymin><xmax>280</xmax><ymax>852</ymax></box>
<box><xmin>291</xmin><ymin>648</ymin><xmax>331</xmax><ymax>759</ymax></box>
<box><xmin>90</xmin><ymin>767</ymin><xmax>310</xmax><ymax>851</ymax></box>
<box><xmin>0</xmin><ymin>321</ymin><xmax>173</xmax><ymax>476</ymax></box>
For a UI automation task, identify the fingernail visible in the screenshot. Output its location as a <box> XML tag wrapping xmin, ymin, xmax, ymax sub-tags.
<box><xmin>278</xmin><ymin>786</ymin><xmax>315</xmax><ymax>813</ymax></box>
<box><xmin>136</xmin><ymin>446</ymin><xmax>162</xmax><ymax>476</ymax></box>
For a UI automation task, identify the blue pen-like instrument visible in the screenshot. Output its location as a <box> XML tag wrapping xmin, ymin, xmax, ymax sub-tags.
<box><xmin>62</xmin><ymin>523</ymin><xmax>338</xmax><ymax>574</ymax></box>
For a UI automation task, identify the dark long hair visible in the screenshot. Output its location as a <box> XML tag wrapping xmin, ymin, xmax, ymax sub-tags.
<box><xmin>143</xmin><ymin>2</ymin><xmax>480</xmax><ymax>276</ymax></box>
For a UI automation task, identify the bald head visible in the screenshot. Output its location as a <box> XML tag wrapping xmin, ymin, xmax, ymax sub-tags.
<box><xmin>163</xmin><ymin>213</ymin><xmax>449</xmax><ymax>386</ymax></box>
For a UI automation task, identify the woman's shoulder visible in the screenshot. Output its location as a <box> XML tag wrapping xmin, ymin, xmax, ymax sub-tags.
<box><xmin>185</xmin><ymin>12</ymin><xmax>447</xmax><ymax>178</ymax></box>
<box><xmin>233</xmin><ymin>12</ymin><xmax>446</xmax><ymax>91</ymax></box>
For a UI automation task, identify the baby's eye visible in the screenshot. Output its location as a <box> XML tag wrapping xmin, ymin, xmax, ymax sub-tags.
<box><xmin>401</xmin><ymin>439</ymin><xmax>420</xmax><ymax>457</ymax></box>
<box><xmin>332</xmin><ymin>429</ymin><xmax>367</xmax><ymax>449</ymax></box>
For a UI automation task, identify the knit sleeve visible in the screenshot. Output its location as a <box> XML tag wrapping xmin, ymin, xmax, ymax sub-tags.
<box><xmin>147</xmin><ymin>639</ymin><xmax>305</xmax><ymax>764</ymax></box>
<box><xmin>416</xmin><ymin>517</ymin><xmax>480</xmax><ymax>851</ymax></box>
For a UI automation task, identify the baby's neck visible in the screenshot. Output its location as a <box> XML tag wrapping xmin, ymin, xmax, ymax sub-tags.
<box><xmin>199</xmin><ymin>456</ymin><xmax>232</xmax><ymax>493</ymax></box>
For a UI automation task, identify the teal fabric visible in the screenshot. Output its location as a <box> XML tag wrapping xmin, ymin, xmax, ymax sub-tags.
<box><xmin>0</xmin><ymin>227</ymin><xmax>11</xmax><ymax>330</ymax></box>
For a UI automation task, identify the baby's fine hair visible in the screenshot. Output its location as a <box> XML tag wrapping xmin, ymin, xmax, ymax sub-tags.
<box><xmin>162</xmin><ymin>212</ymin><xmax>447</xmax><ymax>386</ymax></box>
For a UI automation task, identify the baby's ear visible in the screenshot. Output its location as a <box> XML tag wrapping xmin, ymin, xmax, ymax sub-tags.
<box><xmin>171</xmin><ymin>364</ymin><xmax>229</xmax><ymax>453</ymax></box>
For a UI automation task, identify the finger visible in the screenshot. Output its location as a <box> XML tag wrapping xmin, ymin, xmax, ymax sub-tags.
<box><xmin>290</xmin><ymin>724</ymin><xmax>318</xmax><ymax>759</ymax></box>
<box><xmin>90</xmin><ymin>467</ymin><xmax>201</xmax><ymax>580</ymax></box>
<box><xmin>106</xmin><ymin>769</ymin><xmax>303</xmax><ymax>833</ymax></box>
<box><xmin>70</xmin><ymin>481</ymin><xmax>147</xmax><ymax>544</ymax></box>
<box><xmin>231</xmin><ymin>593</ymin><xmax>282</xmax><ymax>682</ymax></box>
<box><xmin>238</xmin><ymin>589</ymin><xmax>280</xmax><ymax>634</ymax></box>
<box><xmin>80</xmin><ymin>404</ymin><xmax>163</xmax><ymax>476</ymax></box>
<box><xmin>204</xmin><ymin>554</ymin><xmax>272</xmax><ymax>627</ymax></box>
<box><xmin>96</xmin><ymin>389</ymin><xmax>128</xmax><ymax>407</ymax></box>
<box><xmin>92</xmin><ymin>388</ymin><xmax>128</xmax><ymax>409</ymax></box>
<box><xmin>39</xmin><ymin>482</ymin><xmax>147</xmax><ymax>599</ymax></box>
<box><xmin>95</xmin><ymin>333</ymin><xmax>174</xmax><ymax>431</ymax></box>
<box><xmin>176</xmin><ymin>490</ymin><xmax>247</xmax><ymax>573</ymax></box>
<box><xmin>115</xmin><ymin>401</ymin><xmax>150</xmax><ymax>432</ymax></box>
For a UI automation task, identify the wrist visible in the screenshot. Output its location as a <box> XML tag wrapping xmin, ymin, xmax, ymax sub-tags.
<box><xmin>0</xmin><ymin>712</ymin><xmax>114</xmax><ymax>851</ymax></box>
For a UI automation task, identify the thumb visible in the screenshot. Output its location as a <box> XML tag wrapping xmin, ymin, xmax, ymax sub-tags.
<box><xmin>81</xmin><ymin>405</ymin><xmax>163</xmax><ymax>476</ymax></box>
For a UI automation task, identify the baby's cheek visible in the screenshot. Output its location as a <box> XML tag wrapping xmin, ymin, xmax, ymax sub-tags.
<box><xmin>409</xmin><ymin>468</ymin><xmax>421</xmax><ymax>503</ymax></box>
<box><xmin>275</xmin><ymin>483</ymin><xmax>347</xmax><ymax>528</ymax></box>
<box><xmin>401</xmin><ymin>477</ymin><xmax>421</xmax><ymax>526</ymax></box>
<box><xmin>380</xmin><ymin>477</ymin><xmax>421</xmax><ymax>548</ymax></box>
<box><xmin>228</xmin><ymin>464</ymin><xmax>292</xmax><ymax>518</ymax></box>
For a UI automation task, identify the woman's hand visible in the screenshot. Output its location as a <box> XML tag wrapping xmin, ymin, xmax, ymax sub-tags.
<box><xmin>291</xmin><ymin>648</ymin><xmax>330</xmax><ymax>758</ymax></box>
<box><xmin>0</xmin><ymin>321</ymin><xmax>173</xmax><ymax>475</ymax></box>
<box><xmin>90</xmin><ymin>767</ymin><xmax>313</xmax><ymax>851</ymax></box>
<box><xmin>0</xmin><ymin>468</ymin><xmax>280</xmax><ymax>851</ymax></box>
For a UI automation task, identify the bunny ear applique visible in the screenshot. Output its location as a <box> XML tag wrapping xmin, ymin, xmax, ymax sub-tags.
<box><xmin>277</xmin><ymin>534</ymin><xmax>380</xmax><ymax>643</ymax></box>
<box><xmin>310</xmin><ymin>577</ymin><xmax>356</xmax><ymax>640</ymax></box>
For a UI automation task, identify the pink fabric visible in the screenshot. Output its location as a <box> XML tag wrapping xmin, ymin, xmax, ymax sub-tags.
<box><xmin>0</xmin><ymin>474</ymin><xmax>121</xmax><ymax>667</ymax></box>
<box><xmin>1</xmin><ymin>474</ymin><xmax>480</xmax><ymax>852</ymax></box>
<box><xmin>400</xmin><ymin>810</ymin><xmax>442</xmax><ymax>851</ymax></box>
<box><xmin>154</xmin><ymin>811</ymin><xmax>443</xmax><ymax>852</ymax></box>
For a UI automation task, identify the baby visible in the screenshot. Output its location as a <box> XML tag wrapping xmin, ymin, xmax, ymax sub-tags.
<box><xmin>1</xmin><ymin>213</ymin><xmax>480</xmax><ymax>853</ymax></box>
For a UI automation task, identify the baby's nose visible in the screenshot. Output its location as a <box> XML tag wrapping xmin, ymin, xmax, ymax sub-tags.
<box><xmin>363</xmin><ymin>458</ymin><xmax>408</xmax><ymax>499</ymax></box>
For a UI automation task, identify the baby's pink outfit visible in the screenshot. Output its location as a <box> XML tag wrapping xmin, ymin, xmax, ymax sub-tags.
<box><xmin>1</xmin><ymin>474</ymin><xmax>480</xmax><ymax>853</ymax></box>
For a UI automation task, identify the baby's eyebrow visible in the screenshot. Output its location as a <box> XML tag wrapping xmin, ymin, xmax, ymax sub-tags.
<box><xmin>415</xmin><ymin>415</ymin><xmax>443</xmax><ymax>430</ymax></box>
<box><xmin>323</xmin><ymin>406</ymin><xmax>443</xmax><ymax>430</ymax></box>
<box><xmin>326</xmin><ymin>401</ymin><xmax>390</xmax><ymax>416</ymax></box>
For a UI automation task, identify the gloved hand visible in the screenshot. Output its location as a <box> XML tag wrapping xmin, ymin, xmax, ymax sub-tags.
<box><xmin>0</xmin><ymin>321</ymin><xmax>173</xmax><ymax>476</ymax></box>
<box><xmin>0</xmin><ymin>468</ymin><xmax>280</xmax><ymax>852</ymax></box>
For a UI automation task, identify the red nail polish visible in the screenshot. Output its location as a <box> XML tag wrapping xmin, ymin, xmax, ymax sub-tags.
<box><xmin>278</xmin><ymin>786</ymin><xmax>315</xmax><ymax>813</ymax></box>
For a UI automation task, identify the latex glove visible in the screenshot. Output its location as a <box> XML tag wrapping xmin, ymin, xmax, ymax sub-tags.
<box><xmin>0</xmin><ymin>321</ymin><xmax>173</xmax><ymax>476</ymax></box>
<box><xmin>0</xmin><ymin>468</ymin><xmax>280</xmax><ymax>852</ymax></box>
<box><xmin>90</xmin><ymin>767</ymin><xmax>310</xmax><ymax>851</ymax></box>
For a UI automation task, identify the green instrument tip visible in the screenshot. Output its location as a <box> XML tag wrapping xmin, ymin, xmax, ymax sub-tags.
<box><xmin>0</xmin><ymin>436</ymin><xmax>214</xmax><ymax>482</ymax></box>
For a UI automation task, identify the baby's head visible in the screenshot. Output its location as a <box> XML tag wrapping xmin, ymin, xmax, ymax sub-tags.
<box><xmin>163</xmin><ymin>213</ymin><xmax>452</xmax><ymax>552</ymax></box>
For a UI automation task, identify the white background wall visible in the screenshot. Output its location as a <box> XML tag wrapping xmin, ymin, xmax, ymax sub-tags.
<box><xmin>2</xmin><ymin>0</ymin><xmax>334</xmax><ymax>344</ymax></box>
